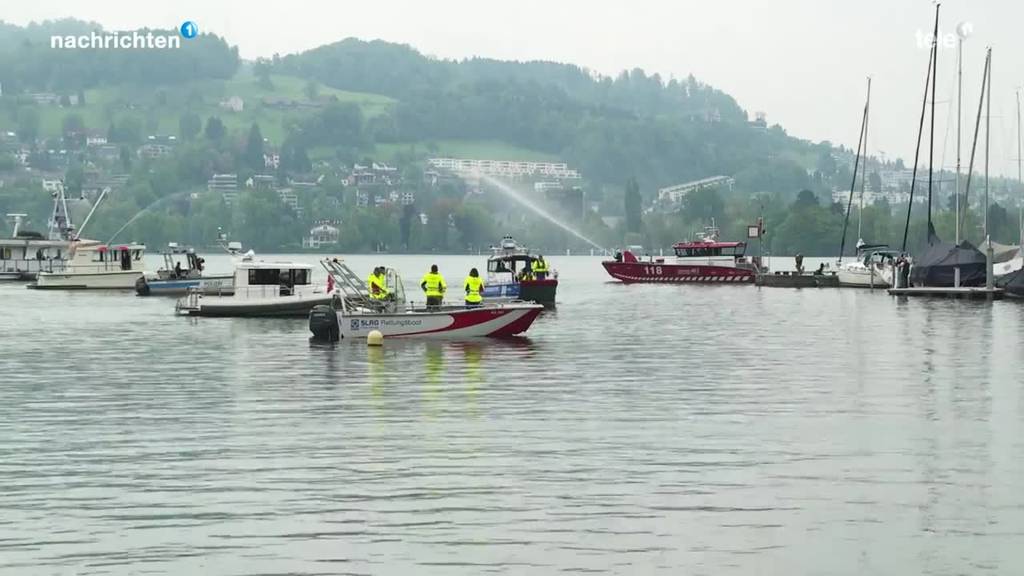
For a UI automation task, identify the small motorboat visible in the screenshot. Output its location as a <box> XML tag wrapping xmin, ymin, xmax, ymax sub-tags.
<box><xmin>175</xmin><ymin>252</ymin><xmax>331</xmax><ymax>317</ymax></box>
<box><xmin>32</xmin><ymin>240</ymin><xmax>147</xmax><ymax>289</ymax></box>
<box><xmin>309</xmin><ymin>258</ymin><xmax>544</xmax><ymax>340</ymax></box>
<box><xmin>136</xmin><ymin>243</ymin><xmax>233</xmax><ymax>296</ymax></box>
<box><xmin>483</xmin><ymin>235</ymin><xmax>558</xmax><ymax>306</ymax></box>
<box><xmin>602</xmin><ymin>224</ymin><xmax>761</xmax><ymax>284</ymax></box>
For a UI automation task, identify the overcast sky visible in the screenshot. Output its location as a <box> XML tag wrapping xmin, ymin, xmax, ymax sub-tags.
<box><xmin>6</xmin><ymin>0</ymin><xmax>1022</xmax><ymax>176</ymax></box>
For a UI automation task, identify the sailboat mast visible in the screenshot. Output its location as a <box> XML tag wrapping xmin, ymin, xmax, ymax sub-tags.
<box><xmin>955</xmin><ymin>34</ymin><xmax>963</xmax><ymax>245</ymax></box>
<box><xmin>859</xmin><ymin>78</ymin><xmax>871</xmax><ymax>242</ymax></box>
<box><xmin>984</xmin><ymin>49</ymin><xmax>991</xmax><ymax>239</ymax></box>
<box><xmin>926</xmin><ymin>3</ymin><xmax>939</xmax><ymax>233</ymax></box>
<box><xmin>1018</xmin><ymin>90</ymin><xmax>1022</xmax><ymax>251</ymax></box>
<box><xmin>838</xmin><ymin>82</ymin><xmax>870</xmax><ymax>264</ymax></box>
<box><xmin>901</xmin><ymin>17</ymin><xmax>936</xmax><ymax>252</ymax></box>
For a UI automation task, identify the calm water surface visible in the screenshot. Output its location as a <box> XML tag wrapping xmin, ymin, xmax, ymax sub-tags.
<box><xmin>1</xmin><ymin>254</ymin><xmax>1023</xmax><ymax>575</ymax></box>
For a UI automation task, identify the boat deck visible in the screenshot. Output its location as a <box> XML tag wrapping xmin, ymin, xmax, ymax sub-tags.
<box><xmin>887</xmin><ymin>286</ymin><xmax>1004</xmax><ymax>299</ymax></box>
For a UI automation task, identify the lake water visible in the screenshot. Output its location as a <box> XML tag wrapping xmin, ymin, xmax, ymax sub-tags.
<box><xmin>2</xmin><ymin>254</ymin><xmax>1023</xmax><ymax>575</ymax></box>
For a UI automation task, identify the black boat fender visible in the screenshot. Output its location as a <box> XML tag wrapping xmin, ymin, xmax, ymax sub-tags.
<box><xmin>309</xmin><ymin>304</ymin><xmax>340</xmax><ymax>341</ymax></box>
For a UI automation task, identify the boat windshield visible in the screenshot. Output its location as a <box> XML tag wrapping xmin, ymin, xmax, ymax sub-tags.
<box><xmin>248</xmin><ymin>268</ymin><xmax>310</xmax><ymax>286</ymax></box>
<box><xmin>675</xmin><ymin>245</ymin><xmax>745</xmax><ymax>257</ymax></box>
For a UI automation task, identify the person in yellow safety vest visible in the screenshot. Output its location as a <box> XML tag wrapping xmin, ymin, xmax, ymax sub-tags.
<box><xmin>533</xmin><ymin>255</ymin><xmax>549</xmax><ymax>280</ymax></box>
<box><xmin>420</xmin><ymin>264</ymin><xmax>446</xmax><ymax>307</ymax></box>
<box><xmin>518</xmin><ymin>259</ymin><xmax>534</xmax><ymax>282</ymax></box>
<box><xmin>367</xmin><ymin>266</ymin><xmax>389</xmax><ymax>300</ymax></box>
<box><xmin>464</xmin><ymin>268</ymin><xmax>485</xmax><ymax>307</ymax></box>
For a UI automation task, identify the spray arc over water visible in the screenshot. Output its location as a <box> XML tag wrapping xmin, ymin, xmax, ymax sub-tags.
<box><xmin>474</xmin><ymin>172</ymin><xmax>607</xmax><ymax>252</ymax></box>
<box><xmin>107</xmin><ymin>190</ymin><xmax>192</xmax><ymax>245</ymax></box>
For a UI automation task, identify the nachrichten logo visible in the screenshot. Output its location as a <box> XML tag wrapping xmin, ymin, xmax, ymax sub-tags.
<box><xmin>50</xmin><ymin>21</ymin><xmax>198</xmax><ymax>50</ymax></box>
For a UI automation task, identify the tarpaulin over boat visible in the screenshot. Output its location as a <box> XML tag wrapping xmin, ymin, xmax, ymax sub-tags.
<box><xmin>997</xmin><ymin>268</ymin><xmax>1024</xmax><ymax>297</ymax></box>
<box><xmin>910</xmin><ymin>232</ymin><xmax>987</xmax><ymax>287</ymax></box>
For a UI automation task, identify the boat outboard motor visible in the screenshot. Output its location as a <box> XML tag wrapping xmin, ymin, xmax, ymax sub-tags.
<box><xmin>135</xmin><ymin>276</ymin><xmax>150</xmax><ymax>296</ymax></box>
<box><xmin>309</xmin><ymin>305</ymin><xmax>340</xmax><ymax>342</ymax></box>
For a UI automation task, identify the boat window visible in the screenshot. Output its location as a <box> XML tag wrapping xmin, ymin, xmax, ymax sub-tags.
<box><xmin>1</xmin><ymin>247</ymin><xmax>8</xmax><ymax>260</ymax></box>
<box><xmin>293</xmin><ymin>269</ymin><xmax>310</xmax><ymax>285</ymax></box>
<box><xmin>248</xmin><ymin>268</ymin><xmax>282</xmax><ymax>285</ymax></box>
<box><xmin>133</xmin><ymin>250</ymin><xmax>142</xmax><ymax>261</ymax></box>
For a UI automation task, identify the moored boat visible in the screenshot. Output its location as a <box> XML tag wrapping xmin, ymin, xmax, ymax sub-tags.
<box><xmin>835</xmin><ymin>243</ymin><xmax>899</xmax><ymax>288</ymax></box>
<box><xmin>175</xmin><ymin>252</ymin><xmax>331</xmax><ymax>317</ymax></box>
<box><xmin>483</xmin><ymin>235</ymin><xmax>558</xmax><ymax>306</ymax></box>
<box><xmin>0</xmin><ymin>187</ymin><xmax>76</xmax><ymax>281</ymax></box>
<box><xmin>136</xmin><ymin>243</ymin><xmax>233</xmax><ymax>296</ymax></box>
<box><xmin>31</xmin><ymin>240</ymin><xmax>146</xmax><ymax>289</ymax></box>
<box><xmin>310</xmin><ymin>258</ymin><xmax>544</xmax><ymax>340</ymax></box>
<box><xmin>602</xmin><ymin>225</ymin><xmax>760</xmax><ymax>284</ymax></box>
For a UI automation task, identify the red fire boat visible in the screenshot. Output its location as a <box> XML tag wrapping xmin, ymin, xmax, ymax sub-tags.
<box><xmin>602</xmin><ymin>226</ymin><xmax>762</xmax><ymax>284</ymax></box>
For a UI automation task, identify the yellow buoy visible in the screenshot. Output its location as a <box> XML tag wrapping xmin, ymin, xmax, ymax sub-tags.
<box><xmin>367</xmin><ymin>329</ymin><xmax>384</xmax><ymax>347</ymax></box>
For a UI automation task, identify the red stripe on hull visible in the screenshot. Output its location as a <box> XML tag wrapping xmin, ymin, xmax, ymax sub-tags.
<box><xmin>487</xmin><ymin>307</ymin><xmax>543</xmax><ymax>336</ymax></box>
<box><xmin>602</xmin><ymin>262</ymin><xmax>754</xmax><ymax>284</ymax></box>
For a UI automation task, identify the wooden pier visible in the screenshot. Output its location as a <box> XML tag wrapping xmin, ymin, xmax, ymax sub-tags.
<box><xmin>887</xmin><ymin>286</ymin><xmax>1004</xmax><ymax>300</ymax></box>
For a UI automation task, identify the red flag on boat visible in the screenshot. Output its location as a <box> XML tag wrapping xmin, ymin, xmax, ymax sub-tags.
<box><xmin>327</xmin><ymin>274</ymin><xmax>334</xmax><ymax>293</ymax></box>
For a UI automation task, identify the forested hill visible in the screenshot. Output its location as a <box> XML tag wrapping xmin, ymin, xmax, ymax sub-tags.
<box><xmin>272</xmin><ymin>38</ymin><xmax>809</xmax><ymax>192</ymax></box>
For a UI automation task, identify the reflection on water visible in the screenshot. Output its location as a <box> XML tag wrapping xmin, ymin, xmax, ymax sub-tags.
<box><xmin>1</xmin><ymin>254</ymin><xmax>1023</xmax><ymax>575</ymax></box>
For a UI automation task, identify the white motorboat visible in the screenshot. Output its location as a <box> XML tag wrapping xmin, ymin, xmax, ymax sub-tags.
<box><xmin>483</xmin><ymin>235</ymin><xmax>558</xmax><ymax>306</ymax></box>
<box><xmin>309</xmin><ymin>258</ymin><xmax>544</xmax><ymax>340</ymax></box>
<box><xmin>136</xmin><ymin>243</ymin><xmax>233</xmax><ymax>296</ymax></box>
<box><xmin>32</xmin><ymin>240</ymin><xmax>147</xmax><ymax>289</ymax></box>
<box><xmin>175</xmin><ymin>252</ymin><xmax>331</xmax><ymax>317</ymax></box>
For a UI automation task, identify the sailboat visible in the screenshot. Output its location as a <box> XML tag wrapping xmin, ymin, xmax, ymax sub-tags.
<box><xmin>904</xmin><ymin>5</ymin><xmax>987</xmax><ymax>287</ymax></box>
<box><xmin>835</xmin><ymin>78</ymin><xmax>899</xmax><ymax>287</ymax></box>
<box><xmin>994</xmin><ymin>90</ymin><xmax>1024</xmax><ymax>278</ymax></box>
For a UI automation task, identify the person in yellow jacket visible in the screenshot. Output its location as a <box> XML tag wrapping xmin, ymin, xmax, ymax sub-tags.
<box><xmin>367</xmin><ymin>266</ymin><xmax>389</xmax><ymax>300</ymax></box>
<box><xmin>532</xmin><ymin>255</ymin><xmax>549</xmax><ymax>280</ymax></box>
<box><xmin>420</xmin><ymin>264</ymin><xmax>446</xmax><ymax>307</ymax></box>
<box><xmin>464</xmin><ymin>268</ymin><xmax>485</xmax><ymax>307</ymax></box>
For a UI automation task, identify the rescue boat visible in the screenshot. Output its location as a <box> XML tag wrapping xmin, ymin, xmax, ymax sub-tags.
<box><xmin>483</xmin><ymin>235</ymin><xmax>557</xmax><ymax>306</ymax></box>
<box><xmin>602</xmin><ymin>225</ymin><xmax>761</xmax><ymax>284</ymax></box>
<box><xmin>309</xmin><ymin>258</ymin><xmax>544</xmax><ymax>341</ymax></box>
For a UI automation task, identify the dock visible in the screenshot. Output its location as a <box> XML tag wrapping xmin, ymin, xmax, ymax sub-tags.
<box><xmin>756</xmin><ymin>272</ymin><xmax>840</xmax><ymax>288</ymax></box>
<box><xmin>887</xmin><ymin>286</ymin><xmax>1004</xmax><ymax>300</ymax></box>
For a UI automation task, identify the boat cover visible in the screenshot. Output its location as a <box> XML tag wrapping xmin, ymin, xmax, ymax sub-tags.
<box><xmin>910</xmin><ymin>229</ymin><xmax>987</xmax><ymax>287</ymax></box>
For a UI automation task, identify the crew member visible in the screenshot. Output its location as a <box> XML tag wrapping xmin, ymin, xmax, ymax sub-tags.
<box><xmin>518</xmin><ymin>259</ymin><xmax>534</xmax><ymax>282</ymax></box>
<box><xmin>533</xmin><ymin>255</ymin><xmax>549</xmax><ymax>280</ymax></box>
<box><xmin>367</xmin><ymin>266</ymin><xmax>389</xmax><ymax>300</ymax></box>
<box><xmin>421</xmin><ymin>264</ymin><xmax>446</xmax><ymax>307</ymax></box>
<box><xmin>464</xmin><ymin>268</ymin><xmax>484</xmax><ymax>307</ymax></box>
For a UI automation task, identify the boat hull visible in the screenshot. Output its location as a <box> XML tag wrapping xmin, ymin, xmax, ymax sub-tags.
<box><xmin>136</xmin><ymin>274</ymin><xmax>234</xmax><ymax>296</ymax></box>
<box><xmin>178</xmin><ymin>295</ymin><xmax>334</xmax><ymax>317</ymax></box>
<box><xmin>602</xmin><ymin>261</ymin><xmax>754</xmax><ymax>284</ymax></box>
<box><xmin>336</xmin><ymin>304</ymin><xmax>544</xmax><ymax>339</ymax></box>
<box><xmin>836</xmin><ymin>265</ymin><xmax>891</xmax><ymax>288</ymax></box>
<box><xmin>31</xmin><ymin>270</ymin><xmax>143</xmax><ymax>289</ymax></box>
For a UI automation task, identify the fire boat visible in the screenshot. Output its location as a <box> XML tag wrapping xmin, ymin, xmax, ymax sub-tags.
<box><xmin>309</xmin><ymin>258</ymin><xmax>544</xmax><ymax>341</ymax></box>
<box><xmin>602</xmin><ymin>225</ymin><xmax>762</xmax><ymax>284</ymax></box>
<box><xmin>483</xmin><ymin>235</ymin><xmax>558</xmax><ymax>306</ymax></box>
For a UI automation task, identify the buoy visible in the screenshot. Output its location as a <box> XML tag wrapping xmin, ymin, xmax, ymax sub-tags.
<box><xmin>367</xmin><ymin>329</ymin><xmax>384</xmax><ymax>347</ymax></box>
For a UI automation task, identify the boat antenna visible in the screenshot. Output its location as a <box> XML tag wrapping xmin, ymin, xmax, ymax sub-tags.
<box><xmin>926</xmin><ymin>2</ymin><xmax>939</xmax><ymax>242</ymax></box>
<box><xmin>960</xmin><ymin>48</ymin><xmax>991</xmax><ymax>235</ymax></box>
<box><xmin>838</xmin><ymin>77</ymin><xmax>870</xmax><ymax>264</ymax></box>
<box><xmin>73</xmin><ymin>187</ymin><xmax>110</xmax><ymax>241</ymax></box>
<box><xmin>901</xmin><ymin>15</ymin><xmax>936</xmax><ymax>252</ymax></box>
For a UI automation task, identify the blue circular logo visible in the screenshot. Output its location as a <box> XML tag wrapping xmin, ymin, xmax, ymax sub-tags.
<box><xmin>180</xmin><ymin>21</ymin><xmax>198</xmax><ymax>39</ymax></box>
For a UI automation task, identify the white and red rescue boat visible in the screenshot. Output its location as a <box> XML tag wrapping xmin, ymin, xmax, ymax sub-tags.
<box><xmin>602</xmin><ymin>226</ymin><xmax>761</xmax><ymax>284</ymax></box>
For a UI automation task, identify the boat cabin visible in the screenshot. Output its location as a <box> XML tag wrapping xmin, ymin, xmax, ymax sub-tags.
<box><xmin>672</xmin><ymin>241</ymin><xmax>747</xmax><ymax>258</ymax></box>
<box><xmin>67</xmin><ymin>241</ymin><xmax>146</xmax><ymax>272</ymax></box>
<box><xmin>487</xmin><ymin>235</ymin><xmax>552</xmax><ymax>281</ymax></box>
<box><xmin>156</xmin><ymin>244</ymin><xmax>206</xmax><ymax>280</ymax></box>
<box><xmin>233</xmin><ymin>256</ymin><xmax>315</xmax><ymax>298</ymax></box>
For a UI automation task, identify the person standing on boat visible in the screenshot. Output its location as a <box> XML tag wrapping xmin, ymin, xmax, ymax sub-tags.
<box><xmin>421</xmin><ymin>264</ymin><xmax>446</xmax><ymax>308</ymax></box>
<box><xmin>533</xmin><ymin>256</ymin><xmax>549</xmax><ymax>281</ymax></box>
<box><xmin>518</xmin><ymin>259</ymin><xmax>534</xmax><ymax>282</ymax></box>
<box><xmin>464</xmin><ymin>268</ymin><xmax>484</xmax><ymax>307</ymax></box>
<box><xmin>367</xmin><ymin>266</ymin><xmax>389</xmax><ymax>300</ymax></box>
